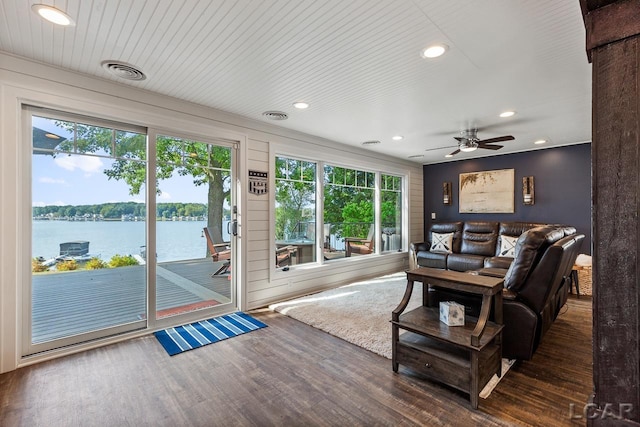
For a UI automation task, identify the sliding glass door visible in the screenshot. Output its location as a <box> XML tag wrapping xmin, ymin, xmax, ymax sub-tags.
<box><xmin>28</xmin><ymin>110</ymin><xmax>148</xmax><ymax>353</ymax></box>
<box><xmin>26</xmin><ymin>108</ymin><xmax>237</xmax><ymax>355</ymax></box>
<box><xmin>152</xmin><ymin>133</ymin><xmax>235</xmax><ymax>321</ymax></box>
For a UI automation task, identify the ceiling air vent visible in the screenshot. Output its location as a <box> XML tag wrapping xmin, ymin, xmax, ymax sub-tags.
<box><xmin>101</xmin><ymin>60</ymin><xmax>146</xmax><ymax>81</ymax></box>
<box><xmin>362</xmin><ymin>140</ymin><xmax>381</xmax><ymax>146</ymax></box>
<box><xmin>262</xmin><ymin>111</ymin><xmax>288</xmax><ymax>120</ymax></box>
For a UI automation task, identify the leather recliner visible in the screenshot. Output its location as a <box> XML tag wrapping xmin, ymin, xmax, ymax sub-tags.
<box><xmin>428</xmin><ymin>226</ymin><xmax>585</xmax><ymax>360</ymax></box>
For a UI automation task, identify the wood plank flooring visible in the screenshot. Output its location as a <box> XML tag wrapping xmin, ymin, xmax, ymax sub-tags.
<box><xmin>0</xmin><ymin>296</ymin><xmax>592</xmax><ymax>426</ymax></box>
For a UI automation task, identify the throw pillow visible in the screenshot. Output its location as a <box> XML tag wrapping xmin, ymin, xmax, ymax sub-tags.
<box><xmin>430</xmin><ymin>232</ymin><xmax>453</xmax><ymax>253</ymax></box>
<box><xmin>499</xmin><ymin>235</ymin><xmax>518</xmax><ymax>258</ymax></box>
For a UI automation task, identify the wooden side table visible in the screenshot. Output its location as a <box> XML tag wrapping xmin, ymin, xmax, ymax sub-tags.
<box><xmin>391</xmin><ymin>267</ymin><xmax>504</xmax><ymax>409</ymax></box>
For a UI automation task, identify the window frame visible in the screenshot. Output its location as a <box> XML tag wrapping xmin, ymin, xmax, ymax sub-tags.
<box><xmin>270</xmin><ymin>144</ymin><xmax>409</xmax><ymax>279</ymax></box>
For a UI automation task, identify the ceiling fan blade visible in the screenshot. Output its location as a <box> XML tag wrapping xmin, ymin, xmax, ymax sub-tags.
<box><xmin>477</xmin><ymin>144</ymin><xmax>503</xmax><ymax>150</ymax></box>
<box><xmin>448</xmin><ymin>149</ymin><xmax>460</xmax><ymax>156</ymax></box>
<box><xmin>424</xmin><ymin>145</ymin><xmax>457</xmax><ymax>152</ymax></box>
<box><xmin>478</xmin><ymin>135</ymin><xmax>514</xmax><ymax>144</ymax></box>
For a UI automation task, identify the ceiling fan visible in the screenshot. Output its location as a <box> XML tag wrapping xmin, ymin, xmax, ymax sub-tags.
<box><xmin>447</xmin><ymin>129</ymin><xmax>514</xmax><ymax>156</ymax></box>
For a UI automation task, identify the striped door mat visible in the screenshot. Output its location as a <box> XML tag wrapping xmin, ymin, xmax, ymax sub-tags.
<box><xmin>154</xmin><ymin>312</ymin><xmax>267</xmax><ymax>356</ymax></box>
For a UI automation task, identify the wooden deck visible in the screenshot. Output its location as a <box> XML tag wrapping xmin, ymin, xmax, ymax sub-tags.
<box><xmin>32</xmin><ymin>258</ymin><xmax>231</xmax><ymax>343</ymax></box>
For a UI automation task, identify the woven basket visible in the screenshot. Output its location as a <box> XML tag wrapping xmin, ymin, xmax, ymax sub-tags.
<box><xmin>576</xmin><ymin>267</ymin><xmax>592</xmax><ymax>296</ymax></box>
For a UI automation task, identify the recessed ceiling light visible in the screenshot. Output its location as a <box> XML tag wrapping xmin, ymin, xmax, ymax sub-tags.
<box><xmin>421</xmin><ymin>44</ymin><xmax>448</xmax><ymax>59</ymax></box>
<box><xmin>293</xmin><ymin>101</ymin><xmax>309</xmax><ymax>109</ymax></box>
<box><xmin>445</xmin><ymin>154</ymin><xmax>454</xmax><ymax>158</ymax></box>
<box><xmin>392</xmin><ymin>135</ymin><xmax>404</xmax><ymax>141</ymax></box>
<box><xmin>499</xmin><ymin>111</ymin><xmax>516</xmax><ymax>118</ymax></box>
<box><xmin>534</xmin><ymin>139</ymin><xmax>547</xmax><ymax>145</ymax></box>
<box><xmin>31</xmin><ymin>4</ymin><xmax>75</xmax><ymax>26</ymax></box>
<box><xmin>44</xmin><ymin>133</ymin><xmax>61</xmax><ymax>139</ymax></box>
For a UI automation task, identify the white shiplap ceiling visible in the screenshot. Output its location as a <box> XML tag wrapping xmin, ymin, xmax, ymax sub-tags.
<box><xmin>0</xmin><ymin>0</ymin><xmax>591</xmax><ymax>163</ymax></box>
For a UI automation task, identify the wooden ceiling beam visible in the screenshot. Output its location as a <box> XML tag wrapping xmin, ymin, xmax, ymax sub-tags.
<box><xmin>581</xmin><ymin>0</ymin><xmax>640</xmax><ymax>60</ymax></box>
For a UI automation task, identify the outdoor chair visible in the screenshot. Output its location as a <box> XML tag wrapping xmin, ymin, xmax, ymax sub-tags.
<box><xmin>345</xmin><ymin>225</ymin><xmax>375</xmax><ymax>257</ymax></box>
<box><xmin>276</xmin><ymin>245</ymin><xmax>298</xmax><ymax>267</ymax></box>
<box><xmin>203</xmin><ymin>227</ymin><xmax>231</xmax><ymax>275</ymax></box>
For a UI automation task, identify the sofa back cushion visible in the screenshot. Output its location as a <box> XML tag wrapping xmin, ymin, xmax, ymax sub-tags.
<box><xmin>496</xmin><ymin>222</ymin><xmax>544</xmax><ymax>256</ymax></box>
<box><xmin>430</xmin><ymin>222</ymin><xmax>463</xmax><ymax>253</ymax></box>
<box><xmin>503</xmin><ymin>226</ymin><xmax>566</xmax><ymax>293</ymax></box>
<box><xmin>460</xmin><ymin>221</ymin><xmax>498</xmax><ymax>256</ymax></box>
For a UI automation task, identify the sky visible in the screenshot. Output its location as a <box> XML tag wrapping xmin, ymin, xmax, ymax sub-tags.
<box><xmin>32</xmin><ymin>117</ymin><xmax>212</xmax><ymax>207</ymax></box>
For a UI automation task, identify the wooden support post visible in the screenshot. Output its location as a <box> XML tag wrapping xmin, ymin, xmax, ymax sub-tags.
<box><xmin>580</xmin><ymin>0</ymin><xmax>640</xmax><ymax>425</ymax></box>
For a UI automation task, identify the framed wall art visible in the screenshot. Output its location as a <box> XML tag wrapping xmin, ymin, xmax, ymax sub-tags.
<box><xmin>459</xmin><ymin>168</ymin><xmax>514</xmax><ymax>213</ymax></box>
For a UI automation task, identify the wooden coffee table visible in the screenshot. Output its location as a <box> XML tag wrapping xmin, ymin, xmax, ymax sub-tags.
<box><xmin>391</xmin><ymin>267</ymin><xmax>504</xmax><ymax>409</ymax></box>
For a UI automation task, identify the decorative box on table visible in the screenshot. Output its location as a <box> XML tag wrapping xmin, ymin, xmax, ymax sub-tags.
<box><xmin>439</xmin><ymin>301</ymin><xmax>465</xmax><ymax>326</ymax></box>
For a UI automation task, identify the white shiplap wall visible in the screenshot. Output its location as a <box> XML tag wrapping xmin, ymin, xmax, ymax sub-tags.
<box><xmin>0</xmin><ymin>52</ymin><xmax>423</xmax><ymax>373</ymax></box>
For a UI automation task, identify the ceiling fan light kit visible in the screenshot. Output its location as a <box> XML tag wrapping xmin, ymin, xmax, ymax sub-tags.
<box><xmin>445</xmin><ymin>128</ymin><xmax>515</xmax><ymax>157</ymax></box>
<box><xmin>459</xmin><ymin>142</ymin><xmax>478</xmax><ymax>152</ymax></box>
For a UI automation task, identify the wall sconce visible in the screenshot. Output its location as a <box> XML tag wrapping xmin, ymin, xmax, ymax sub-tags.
<box><xmin>443</xmin><ymin>182</ymin><xmax>452</xmax><ymax>205</ymax></box>
<box><xmin>523</xmin><ymin>176</ymin><xmax>535</xmax><ymax>205</ymax></box>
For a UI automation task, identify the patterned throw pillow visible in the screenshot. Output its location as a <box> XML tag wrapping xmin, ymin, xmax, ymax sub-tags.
<box><xmin>430</xmin><ymin>232</ymin><xmax>454</xmax><ymax>253</ymax></box>
<box><xmin>499</xmin><ymin>235</ymin><xmax>518</xmax><ymax>258</ymax></box>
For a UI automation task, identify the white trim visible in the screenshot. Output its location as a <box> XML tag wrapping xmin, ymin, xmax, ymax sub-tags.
<box><xmin>1</xmin><ymin>83</ymin><xmax>250</xmax><ymax>370</ymax></box>
<box><xmin>0</xmin><ymin>55</ymin><xmax>421</xmax><ymax>372</ymax></box>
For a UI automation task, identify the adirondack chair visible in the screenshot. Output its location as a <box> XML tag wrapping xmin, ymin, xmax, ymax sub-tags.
<box><xmin>203</xmin><ymin>227</ymin><xmax>231</xmax><ymax>275</ymax></box>
<box><xmin>345</xmin><ymin>225</ymin><xmax>375</xmax><ymax>257</ymax></box>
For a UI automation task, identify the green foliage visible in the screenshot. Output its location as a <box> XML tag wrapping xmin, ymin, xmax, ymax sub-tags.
<box><xmin>85</xmin><ymin>257</ymin><xmax>108</xmax><ymax>270</ymax></box>
<box><xmin>32</xmin><ymin>258</ymin><xmax>48</xmax><ymax>273</ymax></box>
<box><xmin>52</xmin><ymin>120</ymin><xmax>232</xmax><ymax>243</ymax></box>
<box><xmin>323</xmin><ymin>165</ymin><xmax>375</xmax><ymax>232</ymax></box>
<box><xmin>108</xmin><ymin>254</ymin><xmax>139</xmax><ymax>268</ymax></box>
<box><xmin>341</xmin><ymin>200</ymin><xmax>373</xmax><ymax>237</ymax></box>
<box><xmin>57</xmin><ymin>260</ymin><xmax>78</xmax><ymax>271</ymax></box>
<box><xmin>32</xmin><ymin>202</ymin><xmax>210</xmax><ymax>220</ymax></box>
<box><xmin>275</xmin><ymin>157</ymin><xmax>316</xmax><ymax>240</ymax></box>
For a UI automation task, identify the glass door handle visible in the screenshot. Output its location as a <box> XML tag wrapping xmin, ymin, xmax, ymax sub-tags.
<box><xmin>228</xmin><ymin>220</ymin><xmax>238</xmax><ymax>236</ymax></box>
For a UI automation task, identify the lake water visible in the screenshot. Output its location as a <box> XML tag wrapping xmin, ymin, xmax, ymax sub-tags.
<box><xmin>33</xmin><ymin>220</ymin><xmax>231</xmax><ymax>263</ymax></box>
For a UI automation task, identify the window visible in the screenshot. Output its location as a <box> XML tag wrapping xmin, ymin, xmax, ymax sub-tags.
<box><xmin>274</xmin><ymin>157</ymin><xmax>317</xmax><ymax>266</ymax></box>
<box><xmin>381</xmin><ymin>174</ymin><xmax>403</xmax><ymax>252</ymax></box>
<box><xmin>324</xmin><ymin>165</ymin><xmax>376</xmax><ymax>259</ymax></box>
<box><xmin>273</xmin><ymin>154</ymin><xmax>406</xmax><ymax>268</ymax></box>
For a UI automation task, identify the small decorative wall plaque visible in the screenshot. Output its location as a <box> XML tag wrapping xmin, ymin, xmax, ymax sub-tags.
<box><xmin>248</xmin><ymin>170</ymin><xmax>268</xmax><ymax>195</ymax></box>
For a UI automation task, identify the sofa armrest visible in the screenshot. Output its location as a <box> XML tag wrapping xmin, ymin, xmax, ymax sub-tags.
<box><xmin>409</xmin><ymin>242</ymin><xmax>429</xmax><ymax>270</ymax></box>
<box><xmin>411</xmin><ymin>241</ymin><xmax>430</xmax><ymax>252</ymax></box>
<box><xmin>502</xmin><ymin>288</ymin><xmax>518</xmax><ymax>300</ymax></box>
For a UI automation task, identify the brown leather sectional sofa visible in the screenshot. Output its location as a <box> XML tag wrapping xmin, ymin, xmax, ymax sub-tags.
<box><xmin>410</xmin><ymin>221</ymin><xmax>584</xmax><ymax>360</ymax></box>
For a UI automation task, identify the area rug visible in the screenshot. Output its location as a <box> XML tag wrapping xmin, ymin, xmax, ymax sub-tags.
<box><xmin>269</xmin><ymin>272</ymin><xmax>513</xmax><ymax>398</ymax></box>
<box><xmin>154</xmin><ymin>312</ymin><xmax>267</xmax><ymax>356</ymax></box>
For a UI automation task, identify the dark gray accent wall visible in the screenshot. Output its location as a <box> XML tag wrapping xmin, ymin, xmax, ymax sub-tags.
<box><xmin>422</xmin><ymin>143</ymin><xmax>591</xmax><ymax>254</ymax></box>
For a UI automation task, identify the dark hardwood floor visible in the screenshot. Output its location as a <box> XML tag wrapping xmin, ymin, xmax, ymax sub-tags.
<box><xmin>0</xmin><ymin>296</ymin><xmax>592</xmax><ymax>426</ymax></box>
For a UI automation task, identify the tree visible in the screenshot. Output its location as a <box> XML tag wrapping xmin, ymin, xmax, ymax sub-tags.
<box><xmin>323</xmin><ymin>165</ymin><xmax>375</xmax><ymax>238</ymax></box>
<box><xmin>275</xmin><ymin>157</ymin><xmax>315</xmax><ymax>240</ymax></box>
<box><xmin>56</xmin><ymin>123</ymin><xmax>231</xmax><ymax>243</ymax></box>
